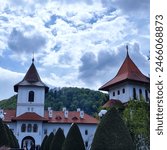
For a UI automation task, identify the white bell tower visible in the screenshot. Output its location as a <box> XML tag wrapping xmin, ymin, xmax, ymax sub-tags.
<box><xmin>14</xmin><ymin>59</ymin><xmax>49</xmax><ymax>117</ymax></box>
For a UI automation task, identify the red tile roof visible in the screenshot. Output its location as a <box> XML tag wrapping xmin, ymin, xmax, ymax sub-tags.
<box><xmin>12</xmin><ymin>112</ymin><xmax>48</xmax><ymax>121</ymax></box>
<box><xmin>14</xmin><ymin>62</ymin><xmax>49</xmax><ymax>93</ymax></box>
<box><xmin>3</xmin><ymin>110</ymin><xmax>98</xmax><ymax>124</ymax></box>
<box><xmin>99</xmin><ymin>51</ymin><xmax>149</xmax><ymax>91</ymax></box>
<box><xmin>44</xmin><ymin>111</ymin><xmax>98</xmax><ymax>124</ymax></box>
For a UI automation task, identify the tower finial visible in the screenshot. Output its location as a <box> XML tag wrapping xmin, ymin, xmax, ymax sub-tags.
<box><xmin>126</xmin><ymin>45</ymin><xmax>129</xmax><ymax>56</ymax></box>
<box><xmin>32</xmin><ymin>51</ymin><xmax>35</xmax><ymax>63</ymax></box>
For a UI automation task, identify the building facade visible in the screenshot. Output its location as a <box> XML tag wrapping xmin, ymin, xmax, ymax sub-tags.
<box><xmin>1</xmin><ymin>60</ymin><xmax>98</xmax><ymax>149</ymax></box>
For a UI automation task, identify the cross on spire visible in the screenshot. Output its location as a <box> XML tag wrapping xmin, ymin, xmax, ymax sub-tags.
<box><xmin>126</xmin><ymin>45</ymin><xmax>129</xmax><ymax>56</ymax></box>
<box><xmin>32</xmin><ymin>51</ymin><xmax>35</xmax><ymax>63</ymax></box>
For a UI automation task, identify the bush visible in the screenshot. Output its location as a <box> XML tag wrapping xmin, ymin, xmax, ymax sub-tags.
<box><xmin>91</xmin><ymin>108</ymin><xmax>135</xmax><ymax>150</ymax></box>
<box><xmin>62</xmin><ymin>123</ymin><xmax>85</xmax><ymax>150</ymax></box>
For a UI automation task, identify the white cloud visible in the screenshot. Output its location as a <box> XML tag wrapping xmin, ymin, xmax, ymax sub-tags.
<box><xmin>0</xmin><ymin>67</ymin><xmax>23</xmax><ymax>99</ymax></box>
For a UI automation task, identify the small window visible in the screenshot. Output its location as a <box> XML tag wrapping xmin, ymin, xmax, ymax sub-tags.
<box><xmin>28</xmin><ymin>91</ymin><xmax>34</xmax><ymax>102</ymax></box>
<box><xmin>113</xmin><ymin>92</ymin><xmax>115</xmax><ymax>96</ymax></box>
<box><xmin>85</xmin><ymin>130</ymin><xmax>88</xmax><ymax>135</ymax></box>
<box><xmin>145</xmin><ymin>90</ymin><xmax>149</xmax><ymax>102</ymax></box>
<box><xmin>117</xmin><ymin>90</ymin><xmax>120</xmax><ymax>95</ymax></box>
<box><xmin>139</xmin><ymin>89</ymin><xmax>142</xmax><ymax>95</ymax></box>
<box><xmin>44</xmin><ymin>129</ymin><xmax>47</xmax><ymax>135</ymax></box>
<box><xmin>85</xmin><ymin>141</ymin><xmax>88</xmax><ymax>147</ymax></box>
<box><xmin>122</xmin><ymin>88</ymin><xmax>125</xmax><ymax>93</ymax></box>
<box><xmin>33</xmin><ymin>124</ymin><xmax>38</xmax><ymax>132</ymax></box>
<box><xmin>133</xmin><ymin>88</ymin><xmax>136</xmax><ymax>99</ymax></box>
<box><xmin>27</xmin><ymin>124</ymin><xmax>32</xmax><ymax>132</ymax></box>
<box><xmin>21</xmin><ymin>124</ymin><xmax>26</xmax><ymax>132</ymax></box>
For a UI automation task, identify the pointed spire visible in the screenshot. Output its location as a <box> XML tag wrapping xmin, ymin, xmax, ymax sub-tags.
<box><xmin>32</xmin><ymin>51</ymin><xmax>35</xmax><ymax>63</ymax></box>
<box><xmin>126</xmin><ymin>45</ymin><xmax>129</xmax><ymax>57</ymax></box>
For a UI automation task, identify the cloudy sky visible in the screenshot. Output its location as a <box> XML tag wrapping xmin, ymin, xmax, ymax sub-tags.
<box><xmin>0</xmin><ymin>0</ymin><xmax>150</xmax><ymax>100</ymax></box>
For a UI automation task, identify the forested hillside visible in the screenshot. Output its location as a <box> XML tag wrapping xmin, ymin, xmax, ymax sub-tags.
<box><xmin>0</xmin><ymin>87</ymin><xmax>108</xmax><ymax>115</ymax></box>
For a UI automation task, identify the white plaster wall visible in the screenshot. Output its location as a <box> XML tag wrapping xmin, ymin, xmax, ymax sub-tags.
<box><xmin>109</xmin><ymin>82</ymin><xmax>150</xmax><ymax>103</ymax></box>
<box><xmin>43</xmin><ymin>123</ymin><xmax>97</xmax><ymax>149</ymax></box>
<box><xmin>16</xmin><ymin>121</ymin><xmax>43</xmax><ymax>147</ymax></box>
<box><xmin>17</xmin><ymin>86</ymin><xmax>45</xmax><ymax>116</ymax></box>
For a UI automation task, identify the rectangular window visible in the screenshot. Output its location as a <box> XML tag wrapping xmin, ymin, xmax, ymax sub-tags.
<box><xmin>85</xmin><ymin>130</ymin><xmax>88</xmax><ymax>135</ymax></box>
<box><xmin>44</xmin><ymin>129</ymin><xmax>47</xmax><ymax>135</ymax></box>
<box><xmin>85</xmin><ymin>141</ymin><xmax>88</xmax><ymax>147</ymax></box>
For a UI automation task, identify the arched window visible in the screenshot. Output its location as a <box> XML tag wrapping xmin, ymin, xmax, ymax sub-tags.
<box><xmin>21</xmin><ymin>124</ymin><xmax>26</xmax><ymax>132</ymax></box>
<box><xmin>27</xmin><ymin>124</ymin><xmax>32</xmax><ymax>132</ymax></box>
<box><xmin>113</xmin><ymin>92</ymin><xmax>115</xmax><ymax>96</ymax></box>
<box><xmin>133</xmin><ymin>88</ymin><xmax>136</xmax><ymax>100</ymax></box>
<box><xmin>139</xmin><ymin>89</ymin><xmax>142</xmax><ymax>95</ymax></box>
<box><xmin>122</xmin><ymin>88</ymin><xmax>125</xmax><ymax>94</ymax></box>
<box><xmin>117</xmin><ymin>90</ymin><xmax>120</xmax><ymax>95</ymax></box>
<box><xmin>33</xmin><ymin>124</ymin><xmax>38</xmax><ymax>132</ymax></box>
<box><xmin>139</xmin><ymin>89</ymin><xmax>142</xmax><ymax>100</ymax></box>
<box><xmin>145</xmin><ymin>90</ymin><xmax>149</xmax><ymax>102</ymax></box>
<box><xmin>28</xmin><ymin>91</ymin><xmax>34</xmax><ymax>102</ymax></box>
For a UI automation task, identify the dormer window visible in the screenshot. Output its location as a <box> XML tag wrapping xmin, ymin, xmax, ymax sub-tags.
<box><xmin>28</xmin><ymin>91</ymin><xmax>34</xmax><ymax>102</ymax></box>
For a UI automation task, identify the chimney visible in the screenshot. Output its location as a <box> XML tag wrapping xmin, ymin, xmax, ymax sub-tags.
<box><xmin>77</xmin><ymin>108</ymin><xmax>81</xmax><ymax>112</ymax></box>
<box><xmin>62</xmin><ymin>107</ymin><xmax>66</xmax><ymax>112</ymax></box>
<box><xmin>48</xmin><ymin>107</ymin><xmax>53</xmax><ymax>118</ymax></box>
<box><xmin>64</xmin><ymin>110</ymin><xmax>68</xmax><ymax>118</ymax></box>
<box><xmin>80</xmin><ymin>111</ymin><xmax>84</xmax><ymax>119</ymax></box>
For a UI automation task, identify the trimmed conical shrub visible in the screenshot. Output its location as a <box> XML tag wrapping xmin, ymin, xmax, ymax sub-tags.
<box><xmin>40</xmin><ymin>135</ymin><xmax>48</xmax><ymax>150</ymax></box>
<box><xmin>62</xmin><ymin>123</ymin><xmax>85</xmax><ymax>150</ymax></box>
<box><xmin>0</xmin><ymin>119</ymin><xmax>10</xmax><ymax>147</ymax></box>
<box><xmin>43</xmin><ymin>132</ymin><xmax>54</xmax><ymax>150</ymax></box>
<box><xmin>91</xmin><ymin>108</ymin><xmax>135</xmax><ymax>150</ymax></box>
<box><xmin>50</xmin><ymin>128</ymin><xmax>65</xmax><ymax>150</ymax></box>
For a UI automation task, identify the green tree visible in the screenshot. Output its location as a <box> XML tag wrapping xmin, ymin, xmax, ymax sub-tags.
<box><xmin>123</xmin><ymin>100</ymin><xmax>150</xmax><ymax>150</ymax></box>
<box><xmin>62</xmin><ymin>123</ymin><xmax>85</xmax><ymax>150</ymax></box>
<box><xmin>44</xmin><ymin>132</ymin><xmax>54</xmax><ymax>150</ymax></box>
<box><xmin>4</xmin><ymin>124</ymin><xmax>15</xmax><ymax>148</ymax></box>
<box><xmin>40</xmin><ymin>135</ymin><xmax>48</xmax><ymax>150</ymax></box>
<box><xmin>0</xmin><ymin>119</ymin><xmax>10</xmax><ymax>147</ymax></box>
<box><xmin>50</xmin><ymin>128</ymin><xmax>65</xmax><ymax>150</ymax></box>
<box><xmin>91</xmin><ymin>108</ymin><xmax>134</xmax><ymax>150</ymax></box>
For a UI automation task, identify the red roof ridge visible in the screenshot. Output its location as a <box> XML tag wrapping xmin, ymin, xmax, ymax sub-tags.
<box><xmin>12</xmin><ymin>112</ymin><xmax>48</xmax><ymax>121</ymax></box>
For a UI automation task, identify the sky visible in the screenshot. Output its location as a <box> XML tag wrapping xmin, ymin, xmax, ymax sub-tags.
<box><xmin>0</xmin><ymin>0</ymin><xmax>150</xmax><ymax>100</ymax></box>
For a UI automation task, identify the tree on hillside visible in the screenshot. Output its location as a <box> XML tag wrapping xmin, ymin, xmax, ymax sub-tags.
<box><xmin>43</xmin><ymin>132</ymin><xmax>54</xmax><ymax>150</ymax></box>
<box><xmin>91</xmin><ymin>108</ymin><xmax>135</xmax><ymax>150</ymax></box>
<box><xmin>40</xmin><ymin>135</ymin><xmax>48</xmax><ymax>150</ymax></box>
<box><xmin>123</xmin><ymin>100</ymin><xmax>150</xmax><ymax>150</ymax></box>
<box><xmin>50</xmin><ymin>128</ymin><xmax>65</xmax><ymax>150</ymax></box>
<box><xmin>0</xmin><ymin>119</ymin><xmax>10</xmax><ymax>147</ymax></box>
<box><xmin>62</xmin><ymin>123</ymin><xmax>85</xmax><ymax>150</ymax></box>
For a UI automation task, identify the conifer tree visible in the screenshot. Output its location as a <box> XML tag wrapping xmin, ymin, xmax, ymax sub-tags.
<box><xmin>44</xmin><ymin>132</ymin><xmax>54</xmax><ymax>150</ymax></box>
<box><xmin>91</xmin><ymin>108</ymin><xmax>135</xmax><ymax>150</ymax></box>
<box><xmin>9</xmin><ymin>129</ymin><xmax>19</xmax><ymax>148</ymax></box>
<box><xmin>40</xmin><ymin>135</ymin><xmax>48</xmax><ymax>150</ymax></box>
<box><xmin>0</xmin><ymin>119</ymin><xmax>10</xmax><ymax>147</ymax></box>
<box><xmin>50</xmin><ymin>128</ymin><xmax>65</xmax><ymax>150</ymax></box>
<box><xmin>62</xmin><ymin>123</ymin><xmax>85</xmax><ymax>150</ymax></box>
<box><xmin>4</xmin><ymin>123</ymin><xmax>15</xmax><ymax>148</ymax></box>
